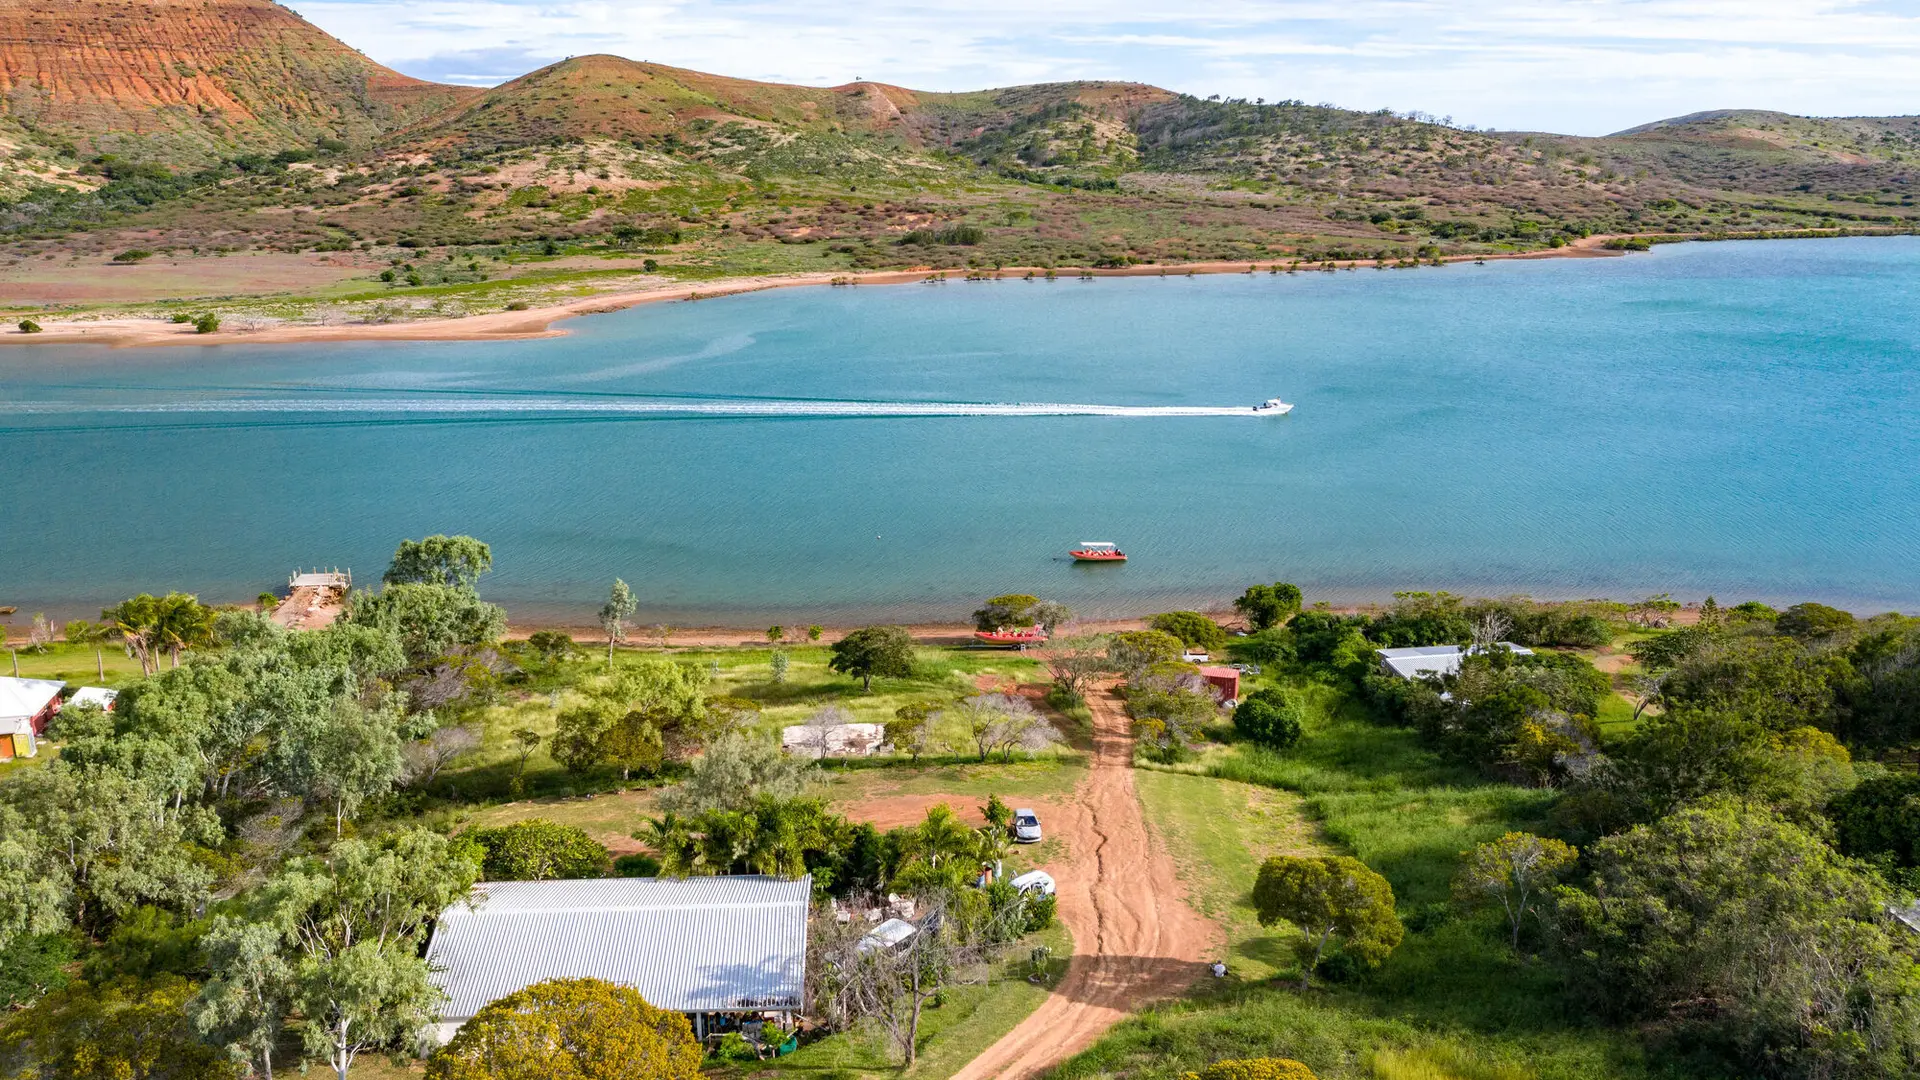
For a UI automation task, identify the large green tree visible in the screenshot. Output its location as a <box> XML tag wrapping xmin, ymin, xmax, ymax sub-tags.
<box><xmin>465</xmin><ymin>820</ymin><xmax>610</xmax><ymax>881</ymax></box>
<box><xmin>383</xmin><ymin>535</ymin><xmax>493</xmax><ymax>590</ymax></box>
<box><xmin>245</xmin><ymin>830</ymin><xmax>480</xmax><ymax>1080</ymax></box>
<box><xmin>427</xmin><ymin>978</ymin><xmax>701</xmax><ymax>1080</ymax></box>
<box><xmin>342</xmin><ymin>583</ymin><xmax>506</xmax><ymax>666</ymax></box>
<box><xmin>829</xmin><ymin>626</ymin><xmax>915</xmax><ymax>691</ymax></box>
<box><xmin>1233</xmin><ymin>582</ymin><xmax>1304</xmax><ymax>631</ymax></box>
<box><xmin>1554</xmin><ymin>800</ymin><xmax>1920</xmax><ymax>1078</ymax></box>
<box><xmin>1251</xmin><ymin>855</ymin><xmax>1403</xmax><ymax>988</ymax></box>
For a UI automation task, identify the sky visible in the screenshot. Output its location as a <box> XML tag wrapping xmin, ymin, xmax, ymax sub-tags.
<box><xmin>288</xmin><ymin>0</ymin><xmax>1920</xmax><ymax>136</ymax></box>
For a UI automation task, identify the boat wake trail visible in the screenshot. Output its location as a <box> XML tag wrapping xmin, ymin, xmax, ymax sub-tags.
<box><xmin>15</xmin><ymin>396</ymin><xmax>1284</xmax><ymax>420</ymax></box>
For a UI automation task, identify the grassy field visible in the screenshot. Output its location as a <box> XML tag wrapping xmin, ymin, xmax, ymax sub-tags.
<box><xmin>1080</xmin><ymin>672</ymin><xmax>1665</xmax><ymax>1080</ymax></box>
<box><xmin>426</xmin><ymin>643</ymin><xmax>1072</xmax><ymax>806</ymax></box>
<box><xmin>1135</xmin><ymin>770</ymin><xmax>1324</xmax><ymax>981</ymax></box>
<box><xmin>2</xmin><ymin>642</ymin><xmax>144</xmax><ymax>687</ymax></box>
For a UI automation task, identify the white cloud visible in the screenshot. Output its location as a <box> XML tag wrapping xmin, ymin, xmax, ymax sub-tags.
<box><xmin>287</xmin><ymin>0</ymin><xmax>1920</xmax><ymax>134</ymax></box>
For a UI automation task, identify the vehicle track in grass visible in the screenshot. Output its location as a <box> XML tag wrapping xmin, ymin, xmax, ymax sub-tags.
<box><xmin>948</xmin><ymin>685</ymin><xmax>1217</xmax><ymax>1080</ymax></box>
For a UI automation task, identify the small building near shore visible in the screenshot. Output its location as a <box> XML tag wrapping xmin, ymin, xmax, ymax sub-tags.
<box><xmin>1197</xmin><ymin>666</ymin><xmax>1241</xmax><ymax>703</ymax></box>
<box><xmin>1375</xmin><ymin>643</ymin><xmax>1534</xmax><ymax>681</ymax></box>
<box><xmin>68</xmin><ymin>687</ymin><xmax>118</xmax><ymax>712</ymax></box>
<box><xmin>0</xmin><ymin>676</ymin><xmax>64</xmax><ymax>760</ymax></box>
<box><xmin>781</xmin><ymin>722</ymin><xmax>886</xmax><ymax>758</ymax></box>
<box><xmin>425</xmin><ymin>875</ymin><xmax>810</xmax><ymax>1044</ymax></box>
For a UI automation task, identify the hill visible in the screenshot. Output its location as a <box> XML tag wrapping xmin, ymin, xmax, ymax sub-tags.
<box><xmin>0</xmin><ymin>0</ymin><xmax>476</xmax><ymax>164</ymax></box>
<box><xmin>0</xmin><ymin>8</ymin><xmax>1911</xmax><ymax>325</ymax></box>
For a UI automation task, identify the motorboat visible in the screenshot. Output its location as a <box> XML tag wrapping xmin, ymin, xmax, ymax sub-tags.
<box><xmin>974</xmin><ymin>627</ymin><xmax>1049</xmax><ymax>648</ymax></box>
<box><xmin>1252</xmin><ymin>398</ymin><xmax>1294</xmax><ymax>415</ymax></box>
<box><xmin>1070</xmin><ymin>542</ymin><xmax>1126</xmax><ymax>562</ymax></box>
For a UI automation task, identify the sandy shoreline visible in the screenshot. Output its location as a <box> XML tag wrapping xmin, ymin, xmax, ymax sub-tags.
<box><xmin>0</xmin><ymin>240</ymin><xmax>1628</xmax><ymax>350</ymax></box>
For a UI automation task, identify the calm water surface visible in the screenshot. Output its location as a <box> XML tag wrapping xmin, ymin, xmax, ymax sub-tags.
<box><xmin>3</xmin><ymin>237</ymin><xmax>1918</xmax><ymax>623</ymax></box>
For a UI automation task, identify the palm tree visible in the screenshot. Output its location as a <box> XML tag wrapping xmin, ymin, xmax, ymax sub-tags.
<box><xmin>153</xmin><ymin>592</ymin><xmax>216</xmax><ymax>668</ymax></box>
<box><xmin>102</xmin><ymin>593</ymin><xmax>163</xmax><ymax>676</ymax></box>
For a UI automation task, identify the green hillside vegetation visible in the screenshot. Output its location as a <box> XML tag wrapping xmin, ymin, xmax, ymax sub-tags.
<box><xmin>0</xmin><ymin>9</ymin><xmax>1914</xmax><ymax>327</ymax></box>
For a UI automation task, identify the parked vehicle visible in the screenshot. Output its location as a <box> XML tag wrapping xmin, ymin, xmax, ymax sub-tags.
<box><xmin>1013</xmin><ymin>808</ymin><xmax>1043</xmax><ymax>843</ymax></box>
<box><xmin>1010</xmin><ymin>869</ymin><xmax>1056</xmax><ymax>896</ymax></box>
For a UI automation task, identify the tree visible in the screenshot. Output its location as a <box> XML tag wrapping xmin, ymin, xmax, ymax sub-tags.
<box><xmin>800</xmin><ymin>704</ymin><xmax>854</xmax><ymax>760</ymax></box>
<box><xmin>308</xmin><ymin>700</ymin><xmax>407</xmax><ymax>837</ymax></box>
<box><xmin>973</xmin><ymin>594</ymin><xmax>1040</xmax><ymax>632</ymax></box>
<box><xmin>655</xmin><ymin>733</ymin><xmax>815</xmax><ymax>815</ymax></box>
<box><xmin>191</xmin><ymin>918</ymin><xmax>293</xmax><ymax>1080</ymax></box>
<box><xmin>1232</xmin><ymin>687</ymin><xmax>1305</xmax><ymax>749</ymax></box>
<box><xmin>151</xmin><ymin>593</ymin><xmax>217</xmax><ymax>668</ymax></box>
<box><xmin>598</xmin><ymin>579</ymin><xmax>636</xmax><ymax>669</ymax></box>
<box><xmin>1251</xmin><ymin>855</ymin><xmax>1403</xmax><ymax>987</ymax></box>
<box><xmin>1452</xmin><ymin>832</ymin><xmax>1577</xmax><ymax>949</ymax></box>
<box><xmin>2</xmin><ymin>973</ymin><xmax>238</xmax><ymax>1080</ymax></box>
<box><xmin>342</xmin><ymin>584</ymin><xmax>506</xmax><ymax>667</ymax></box>
<box><xmin>770</xmin><ymin>649</ymin><xmax>790</xmax><ymax>683</ymax></box>
<box><xmin>1107</xmin><ymin>629</ymin><xmax>1184</xmax><ymax>677</ymax></box>
<box><xmin>813</xmin><ymin>887</ymin><xmax>1033</xmax><ymax>1066</ymax></box>
<box><xmin>404</xmin><ymin>725</ymin><xmax>482</xmax><ymax>787</ymax></box>
<box><xmin>807</xmin><ymin>625</ymin><xmax>824</xmax><ymax>642</ymax></box>
<box><xmin>1149</xmin><ymin>611</ymin><xmax>1228</xmax><ymax>652</ymax></box>
<box><xmin>1035</xmin><ymin>636</ymin><xmax>1109</xmax><ymax>703</ymax></box>
<box><xmin>426</xmin><ymin>978</ymin><xmax>702</xmax><ymax>1080</ymax></box>
<box><xmin>1775</xmin><ymin>601</ymin><xmax>1856</xmax><ymax>641</ymax></box>
<box><xmin>465</xmin><ymin>820</ymin><xmax>610</xmax><ymax>881</ymax></box>
<box><xmin>525</xmin><ymin>630</ymin><xmax>575</xmax><ymax>668</ymax></box>
<box><xmin>193</xmin><ymin>313</ymin><xmax>220</xmax><ymax>334</ymax></box>
<box><xmin>829</xmin><ymin>626</ymin><xmax>915</xmax><ymax>691</ymax></box>
<box><xmin>509</xmin><ymin>728</ymin><xmax>541</xmax><ymax>795</ymax></box>
<box><xmin>101</xmin><ymin>593</ymin><xmax>175</xmax><ymax>677</ymax></box>
<box><xmin>766</xmin><ymin>625</ymin><xmax>785</xmax><ymax>644</ymax></box>
<box><xmin>383</xmin><ymin>535</ymin><xmax>493</xmax><ymax>590</ymax></box>
<box><xmin>887</xmin><ymin>703</ymin><xmax>933</xmax><ymax>764</ymax></box>
<box><xmin>1030</xmin><ymin>601</ymin><xmax>1074</xmax><ymax>633</ymax></box>
<box><xmin>1553</xmin><ymin>800</ymin><xmax>1920</xmax><ymax>1075</ymax></box>
<box><xmin>642</xmin><ymin>797</ymin><xmax>836</xmax><ymax>879</ymax></box>
<box><xmin>1234</xmin><ymin>583</ymin><xmax>1303</xmax><ymax>631</ymax></box>
<box><xmin>248</xmin><ymin>831</ymin><xmax>480</xmax><ymax>1080</ymax></box>
<box><xmin>1829</xmin><ymin>773</ymin><xmax>1920</xmax><ymax>876</ymax></box>
<box><xmin>944</xmin><ymin>694</ymin><xmax>1058</xmax><ymax>763</ymax></box>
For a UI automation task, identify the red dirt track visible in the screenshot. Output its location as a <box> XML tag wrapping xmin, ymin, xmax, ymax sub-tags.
<box><xmin>950</xmin><ymin>686</ymin><xmax>1217</xmax><ymax>1080</ymax></box>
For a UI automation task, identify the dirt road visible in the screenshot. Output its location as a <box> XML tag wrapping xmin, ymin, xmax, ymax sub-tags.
<box><xmin>951</xmin><ymin>687</ymin><xmax>1217</xmax><ymax>1080</ymax></box>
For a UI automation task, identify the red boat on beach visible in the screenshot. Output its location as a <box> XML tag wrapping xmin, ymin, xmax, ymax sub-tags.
<box><xmin>1070</xmin><ymin>542</ymin><xmax>1127</xmax><ymax>562</ymax></box>
<box><xmin>974</xmin><ymin>627</ymin><xmax>1049</xmax><ymax>648</ymax></box>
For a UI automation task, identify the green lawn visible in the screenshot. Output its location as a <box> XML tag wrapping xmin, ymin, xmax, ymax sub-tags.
<box><xmin>3</xmin><ymin>642</ymin><xmax>143</xmax><ymax>687</ymax></box>
<box><xmin>1135</xmin><ymin>770</ymin><xmax>1324</xmax><ymax>981</ymax></box>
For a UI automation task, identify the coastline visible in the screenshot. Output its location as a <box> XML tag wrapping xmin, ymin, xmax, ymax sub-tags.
<box><xmin>0</xmin><ymin>237</ymin><xmax>1640</xmax><ymax>350</ymax></box>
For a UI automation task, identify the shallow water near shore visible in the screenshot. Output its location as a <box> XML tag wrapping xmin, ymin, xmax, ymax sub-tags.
<box><xmin>4</xmin><ymin>236</ymin><xmax>1919</xmax><ymax>623</ymax></box>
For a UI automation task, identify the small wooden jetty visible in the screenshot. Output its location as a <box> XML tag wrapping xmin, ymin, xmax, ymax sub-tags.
<box><xmin>272</xmin><ymin>568</ymin><xmax>351</xmax><ymax>630</ymax></box>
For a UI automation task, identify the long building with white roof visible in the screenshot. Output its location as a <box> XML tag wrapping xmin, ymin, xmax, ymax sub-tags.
<box><xmin>425</xmin><ymin>874</ymin><xmax>811</xmax><ymax>1042</ymax></box>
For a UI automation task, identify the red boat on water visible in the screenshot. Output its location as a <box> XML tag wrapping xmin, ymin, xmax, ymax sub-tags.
<box><xmin>974</xmin><ymin>627</ymin><xmax>1049</xmax><ymax>648</ymax></box>
<box><xmin>1070</xmin><ymin>541</ymin><xmax>1127</xmax><ymax>562</ymax></box>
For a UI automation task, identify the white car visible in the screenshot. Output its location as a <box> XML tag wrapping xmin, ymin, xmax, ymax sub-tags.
<box><xmin>1010</xmin><ymin>869</ymin><xmax>1056</xmax><ymax>896</ymax></box>
<box><xmin>1013</xmin><ymin>808</ymin><xmax>1043</xmax><ymax>844</ymax></box>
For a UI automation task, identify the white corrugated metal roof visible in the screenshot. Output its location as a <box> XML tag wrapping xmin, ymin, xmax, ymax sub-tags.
<box><xmin>1376</xmin><ymin>643</ymin><xmax>1533</xmax><ymax>680</ymax></box>
<box><xmin>68</xmin><ymin>687</ymin><xmax>118</xmax><ymax>710</ymax></box>
<box><xmin>427</xmin><ymin>875</ymin><xmax>810</xmax><ymax>1020</ymax></box>
<box><xmin>0</xmin><ymin>677</ymin><xmax>64</xmax><ymax>723</ymax></box>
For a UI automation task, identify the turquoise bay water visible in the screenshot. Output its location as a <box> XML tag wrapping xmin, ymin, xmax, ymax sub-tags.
<box><xmin>3</xmin><ymin>237</ymin><xmax>1918</xmax><ymax>623</ymax></box>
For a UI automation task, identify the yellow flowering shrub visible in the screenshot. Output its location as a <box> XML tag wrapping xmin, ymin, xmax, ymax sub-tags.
<box><xmin>1180</xmin><ymin>1057</ymin><xmax>1320</xmax><ymax>1080</ymax></box>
